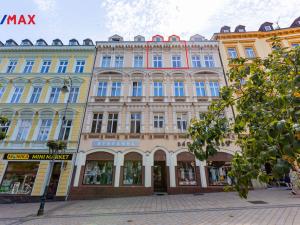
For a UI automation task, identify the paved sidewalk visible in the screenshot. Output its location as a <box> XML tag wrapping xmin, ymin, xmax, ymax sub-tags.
<box><xmin>0</xmin><ymin>189</ymin><xmax>299</xmax><ymax>225</ymax></box>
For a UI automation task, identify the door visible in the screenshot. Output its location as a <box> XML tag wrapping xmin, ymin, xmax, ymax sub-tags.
<box><xmin>46</xmin><ymin>162</ymin><xmax>61</xmax><ymax>199</ymax></box>
<box><xmin>153</xmin><ymin>161</ymin><xmax>167</xmax><ymax>192</ymax></box>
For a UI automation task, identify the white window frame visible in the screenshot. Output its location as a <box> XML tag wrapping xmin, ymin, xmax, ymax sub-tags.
<box><xmin>191</xmin><ymin>55</ymin><xmax>201</xmax><ymax>68</ymax></box>
<box><xmin>195</xmin><ymin>81</ymin><xmax>206</xmax><ymax>96</ymax></box>
<box><xmin>227</xmin><ymin>48</ymin><xmax>238</xmax><ymax>59</ymax></box>
<box><xmin>172</xmin><ymin>55</ymin><xmax>181</xmax><ymax>68</ymax></box>
<box><xmin>134</xmin><ymin>55</ymin><xmax>143</xmax><ymax>68</ymax></box>
<box><xmin>111</xmin><ymin>81</ymin><xmax>121</xmax><ymax>96</ymax></box>
<box><xmin>245</xmin><ymin>47</ymin><xmax>255</xmax><ymax>58</ymax></box>
<box><xmin>174</xmin><ymin>81</ymin><xmax>184</xmax><ymax>97</ymax></box>
<box><xmin>74</xmin><ymin>60</ymin><xmax>85</xmax><ymax>73</ymax></box>
<box><xmin>153</xmin><ymin>81</ymin><xmax>163</xmax><ymax>97</ymax></box>
<box><xmin>10</xmin><ymin>86</ymin><xmax>24</xmax><ymax>103</ymax></box>
<box><xmin>29</xmin><ymin>86</ymin><xmax>42</xmax><ymax>103</ymax></box>
<box><xmin>209</xmin><ymin>81</ymin><xmax>220</xmax><ymax>97</ymax></box>
<box><xmin>204</xmin><ymin>55</ymin><xmax>215</xmax><ymax>68</ymax></box>
<box><xmin>177</xmin><ymin>113</ymin><xmax>187</xmax><ymax>132</ymax></box>
<box><xmin>48</xmin><ymin>87</ymin><xmax>61</xmax><ymax>103</ymax></box>
<box><xmin>153</xmin><ymin>113</ymin><xmax>164</xmax><ymax>129</ymax></box>
<box><xmin>68</xmin><ymin>87</ymin><xmax>79</xmax><ymax>103</ymax></box>
<box><xmin>97</xmin><ymin>81</ymin><xmax>107</xmax><ymax>96</ymax></box>
<box><xmin>40</xmin><ymin>60</ymin><xmax>51</xmax><ymax>73</ymax></box>
<box><xmin>6</xmin><ymin>60</ymin><xmax>18</xmax><ymax>73</ymax></box>
<box><xmin>23</xmin><ymin>60</ymin><xmax>34</xmax><ymax>73</ymax></box>
<box><xmin>115</xmin><ymin>55</ymin><xmax>124</xmax><ymax>68</ymax></box>
<box><xmin>36</xmin><ymin>119</ymin><xmax>52</xmax><ymax>141</ymax></box>
<box><xmin>57</xmin><ymin>60</ymin><xmax>68</xmax><ymax>73</ymax></box>
<box><xmin>132</xmin><ymin>81</ymin><xmax>142</xmax><ymax>97</ymax></box>
<box><xmin>101</xmin><ymin>56</ymin><xmax>111</xmax><ymax>68</ymax></box>
<box><xmin>15</xmin><ymin>119</ymin><xmax>32</xmax><ymax>141</ymax></box>
<box><xmin>153</xmin><ymin>55</ymin><xmax>162</xmax><ymax>68</ymax></box>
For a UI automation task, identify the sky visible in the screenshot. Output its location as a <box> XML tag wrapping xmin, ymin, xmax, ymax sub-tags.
<box><xmin>0</xmin><ymin>0</ymin><xmax>299</xmax><ymax>44</ymax></box>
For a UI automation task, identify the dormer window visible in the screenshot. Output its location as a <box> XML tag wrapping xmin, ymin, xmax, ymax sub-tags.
<box><xmin>52</xmin><ymin>39</ymin><xmax>63</xmax><ymax>46</ymax></box>
<box><xmin>5</xmin><ymin>40</ymin><xmax>18</xmax><ymax>46</ymax></box>
<box><xmin>238</xmin><ymin>29</ymin><xmax>245</xmax><ymax>32</ymax></box>
<box><xmin>112</xmin><ymin>38</ymin><xmax>120</xmax><ymax>42</ymax></box>
<box><xmin>156</xmin><ymin>37</ymin><xmax>162</xmax><ymax>42</ymax></box>
<box><xmin>69</xmin><ymin>39</ymin><xmax>79</xmax><ymax>46</ymax></box>
<box><xmin>83</xmin><ymin>39</ymin><xmax>93</xmax><ymax>46</ymax></box>
<box><xmin>134</xmin><ymin>35</ymin><xmax>145</xmax><ymax>42</ymax></box>
<box><xmin>36</xmin><ymin>39</ymin><xmax>47</xmax><ymax>46</ymax></box>
<box><xmin>224</xmin><ymin>29</ymin><xmax>230</xmax><ymax>33</ymax></box>
<box><xmin>265</xmin><ymin>25</ymin><xmax>272</xmax><ymax>31</ymax></box>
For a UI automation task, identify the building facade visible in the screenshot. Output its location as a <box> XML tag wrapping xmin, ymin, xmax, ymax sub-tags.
<box><xmin>0</xmin><ymin>38</ymin><xmax>95</xmax><ymax>202</ymax></box>
<box><xmin>70</xmin><ymin>34</ymin><xmax>236</xmax><ymax>199</ymax></box>
<box><xmin>213</xmin><ymin>16</ymin><xmax>300</xmax><ymax>73</ymax></box>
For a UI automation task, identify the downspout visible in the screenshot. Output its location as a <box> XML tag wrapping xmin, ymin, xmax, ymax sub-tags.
<box><xmin>66</xmin><ymin>45</ymin><xmax>97</xmax><ymax>200</ymax></box>
<box><xmin>217</xmin><ymin>46</ymin><xmax>236</xmax><ymax>120</ymax></box>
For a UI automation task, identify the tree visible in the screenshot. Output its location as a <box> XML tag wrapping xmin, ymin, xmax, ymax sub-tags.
<box><xmin>188</xmin><ymin>38</ymin><xmax>300</xmax><ymax>198</ymax></box>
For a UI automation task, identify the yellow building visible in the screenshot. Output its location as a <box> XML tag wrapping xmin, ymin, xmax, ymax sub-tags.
<box><xmin>0</xmin><ymin>38</ymin><xmax>95</xmax><ymax>202</ymax></box>
<box><xmin>212</xmin><ymin>16</ymin><xmax>300</xmax><ymax>73</ymax></box>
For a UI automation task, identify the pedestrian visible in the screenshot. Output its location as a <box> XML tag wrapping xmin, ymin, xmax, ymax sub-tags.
<box><xmin>289</xmin><ymin>168</ymin><xmax>299</xmax><ymax>195</ymax></box>
<box><xmin>284</xmin><ymin>173</ymin><xmax>292</xmax><ymax>190</ymax></box>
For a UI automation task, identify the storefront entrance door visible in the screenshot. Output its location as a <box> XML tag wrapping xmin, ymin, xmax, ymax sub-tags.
<box><xmin>153</xmin><ymin>161</ymin><xmax>167</xmax><ymax>192</ymax></box>
<box><xmin>46</xmin><ymin>162</ymin><xmax>61</xmax><ymax>199</ymax></box>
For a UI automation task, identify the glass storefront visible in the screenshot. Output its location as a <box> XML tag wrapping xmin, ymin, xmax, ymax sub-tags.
<box><xmin>123</xmin><ymin>160</ymin><xmax>142</xmax><ymax>185</ymax></box>
<box><xmin>83</xmin><ymin>160</ymin><xmax>114</xmax><ymax>185</ymax></box>
<box><xmin>0</xmin><ymin>162</ymin><xmax>39</xmax><ymax>195</ymax></box>
<box><xmin>177</xmin><ymin>161</ymin><xmax>197</xmax><ymax>185</ymax></box>
<box><xmin>208</xmin><ymin>161</ymin><xmax>232</xmax><ymax>186</ymax></box>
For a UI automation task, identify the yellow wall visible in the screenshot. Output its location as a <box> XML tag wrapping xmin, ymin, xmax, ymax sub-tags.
<box><xmin>56</xmin><ymin>162</ymin><xmax>72</xmax><ymax>196</ymax></box>
<box><xmin>31</xmin><ymin>161</ymin><xmax>49</xmax><ymax>196</ymax></box>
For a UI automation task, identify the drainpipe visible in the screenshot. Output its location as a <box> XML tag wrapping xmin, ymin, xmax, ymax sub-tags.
<box><xmin>65</xmin><ymin>45</ymin><xmax>97</xmax><ymax>200</ymax></box>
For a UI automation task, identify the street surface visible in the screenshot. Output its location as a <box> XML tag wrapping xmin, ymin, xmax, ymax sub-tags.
<box><xmin>0</xmin><ymin>189</ymin><xmax>299</xmax><ymax>225</ymax></box>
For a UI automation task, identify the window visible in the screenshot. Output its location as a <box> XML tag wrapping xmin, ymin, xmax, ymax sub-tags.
<box><xmin>204</xmin><ymin>55</ymin><xmax>215</xmax><ymax>67</ymax></box>
<box><xmin>245</xmin><ymin>47</ymin><xmax>255</xmax><ymax>58</ymax></box>
<box><xmin>132</xmin><ymin>81</ymin><xmax>142</xmax><ymax>97</ymax></box>
<box><xmin>178</xmin><ymin>161</ymin><xmax>197</xmax><ymax>185</ymax></box>
<box><xmin>172</xmin><ymin>56</ymin><xmax>181</xmax><ymax>68</ymax></box>
<box><xmin>29</xmin><ymin>87</ymin><xmax>42</xmax><ymax>103</ymax></box>
<box><xmin>209</xmin><ymin>81</ymin><xmax>220</xmax><ymax>96</ymax></box>
<box><xmin>36</xmin><ymin>119</ymin><xmax>52</xmax><ymax>141</ymax></box>
<box><xmin>23</xmin><ymin>60</ymin><xmax>34</xmax><ymax>73</ymax></box>
<box><xmin>107</xmin><ymin>113</ymin><xmax>118</xmax><ymax>133</ymax></box>
<box><xmin>48</xmin><ymin>87</ymin><xmax>61</xmax><ymax>103</ymax></box>
<box><xmin>130</xmin><ymin>113</ymin><xmax>141</xmax><ymax>133</ymax></box>
<box><xmin>291</xmin><ymin>43</ymin><xmax>300</xmax><ymax>48</ymax></box>
<box><xmin>0</xmin><ymin>120</ymin><xmax>10</xmax><ymax>134</ymax></box>
<box><xmin>153</xmin><ymin>81</ymin><xmax>163</xmax><ymax>96</ymax></box>
<box><xmin>208</xmin><ymin>161</ymin><xmax>232</xmax><ymax>186</ymax></box>
<box><xmin>192</xmin><ymin>56</ymin><xmax>201</xmax><ymax>68</ymax></box>
<box><xmin>227</xmin><ymin>48</ymin><xmax>238</xmax><ymax>59</ymax></box>
<box><xmin>68</xmin><ymin>87</ymin><xmax>79</xmax><ymax>103</ymax></box>
<box><xmin>57</xmin><ymin>60</ymin><xmax>68</xmax><ymax>73</ymax></box>
<box><xmin>0</xmin><ymin>162</ymin><xmax>39</xmax><ymax>195</ymax></box>
<box><xmin>75</xmin><ymin>60</ymin><xmax>85</xmax><ymax>73</ymax></box>
<box><xmin>111</xmin><ymin>82</ymin><xmax>121</xmax><ymax>96</ymax></box>
<box><xmin>177</xmin><ymin>113</ymin><xmax>187</xmax><ymax>132</ymax></box>
<box><xmin>97</xmin><ymin>82</ymin><xmax>107</xmax><ymax>96</ymax></box>
<box><xmin>40</xmin><ymin>60</ymin><xmax>51</xmax><ymax>73</ymax></box>
<box><xmin>265</xmin><ymin>25</ymin><xmax>272</xmax><ymax>31</ymax></box>
<box><xmin>134</xmin><ymin>55</ymin><xmax>143</xmax><ymax>68</ymax></box>
<box><xmin>0</xmin><ymin>86</ymin><xmax>6</xmax><ymax>99</ymax></box>
<box><xmin>123</xmin><ymin>160</ymin><xmax>142</xmax><ymax>185</ymax></box>
<box><xmin>101</xmin><ymin>56</ymin><xmax>111</xmax><ymax>68</ymax></box>
<box><xmin>153</xmin><ymin>55</ymin><xmax>162</xmax><ymax>68</ymax></box>
<box><xmin>16</xmin><ymin>119</ymin><xmax>32</xmax><ymax>141</ymax></box>
<box><xmin>115</xmin><ymin>56</ymin><xmax>124</xmax><ymax>68</ymax></box>
<box><xmin>6</xmin><ymin>60</ymin><xmax>17</xmax><ymax>73</ymax></box>
<box><xmin>174</xmin><ymin>81</ymin><xmax>184</xmax><ymax>96</ymax></box>
<box><xmin>195</xmin><ymin>81</ymin><xmax>206</xmax><ymax>96</ymax></box>
<box><xmin>83</xmin><ymin>161</ymin><xmax>114</xmax><ymax>185</ymax></box>
<box><xmin>91</xmin><ymin>113</ymin><xmax>103</xmax><ymax>133</ymax></box>
<box><xmin>153</xmin><ymin>114</ymin><xmax>164</xmax><ymax>129</ymax></box>
<box><xmin>58</xmin><ymin>119</ymin><xmax>72</xmax><ymax>140</ymax></box>
<box><xmin>10</xmin><ymin>87</ymin><xmax>24</xmax><ymax>103</ymax></box>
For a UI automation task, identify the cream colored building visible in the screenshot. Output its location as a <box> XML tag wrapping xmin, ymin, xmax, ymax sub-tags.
<box><xmin>70</xmin><ymin>34</ymin><xmax>236</xmax><ymax>199</ymax></box>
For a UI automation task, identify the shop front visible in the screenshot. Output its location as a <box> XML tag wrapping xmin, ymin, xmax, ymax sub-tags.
<box><xmin>206</xmin><ymin>152</ymin><xmax>233</xmax><ymax>188</ymax></box>
<box><xmin>0</xmin><ymin>153</ymin><xmax>74</xmax><ymax>203</ymax></box>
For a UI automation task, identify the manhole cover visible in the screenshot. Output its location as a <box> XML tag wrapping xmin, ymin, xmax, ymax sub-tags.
<box><xmin>194</xmin><ymin>193</ymin><xmax>204</xmax><ymax>195</ymax></box>
<box><xmin>248</xmin><ymin>201</ymin><xmax>268</xmax><ymax>204</ymax></box>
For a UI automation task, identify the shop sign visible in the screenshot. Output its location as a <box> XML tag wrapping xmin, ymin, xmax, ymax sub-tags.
<box><xmin>3</xmin><ymin>153</ymin><xmax>73</xmax><ymax>161</ymax></box>
<box><xmin>92</xmin><ymin>140</ymin><xmax>140</xmax><ymax>147</ymax></box>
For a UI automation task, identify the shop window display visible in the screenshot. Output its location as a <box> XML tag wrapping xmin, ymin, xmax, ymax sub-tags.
<box><xmin>177</xmin><ymin>161</ymin><xmax>197</xmax><ymax>185</ymax></box>
<box><xmin>83</xmin><ymin>161</ymin><xmax>113</xmax><ymax>185</ymax></box>
<box><xmin>0</xmin><ymin>162</ymin><xmax>39</xmax><ymax>195</ymax></box>
<box><xmin>208</xmin><ymin>161</ymin><xmax>232</xmax><ymax>186</ymax></box>
<box><xmin>123</xmin><ymin>160</ymin><xmax>142</xmax><ymax>185</ymax></box>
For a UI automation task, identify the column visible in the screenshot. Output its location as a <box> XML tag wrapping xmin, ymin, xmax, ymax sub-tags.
<box><xmin>73</xmin><ymin>152</ymin><xmax>86</xmax><ymax>187</ymax></box>
<box><xmin>198</xmin><ymin>159</ymin><xmax>208</xmax><ymax>188</ymax></box>
<box><xmin>169</xmin><ymin>152</ymin><xmax>176</xmax><ymax>187</ymax></box>
<box><xmin>114</xmin><ymin>151</ymin><xmax>123</xmax><ymax>187</ymax></box>
<box><xmin>144</xmin><ymin>153</ymin><xmax>153</xmax><ymax>187</ymax></box>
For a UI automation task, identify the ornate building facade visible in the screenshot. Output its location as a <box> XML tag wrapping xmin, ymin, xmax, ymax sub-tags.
<box><xmin>70</xmin><ymin>34</ymin><xmax>236</xmax><ymax>199</ymax></box>
<box><xmin>0</xmin><ymin>38</ymin><xmax>95</xmax><ymax>202</ymax></box>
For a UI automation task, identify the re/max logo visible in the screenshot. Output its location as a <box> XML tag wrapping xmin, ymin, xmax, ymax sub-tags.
<box><xmin>0</xmin><ymin>15</ymin><xmax>36</xmax><ymax>25</ymax></box>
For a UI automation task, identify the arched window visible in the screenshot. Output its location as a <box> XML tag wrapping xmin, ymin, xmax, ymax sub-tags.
<box><xmin>177</xmin><ymin>152</ymin><xmax>197</xmax><ymax>186</ymax></box>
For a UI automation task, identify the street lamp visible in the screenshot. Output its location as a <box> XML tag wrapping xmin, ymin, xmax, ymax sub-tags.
<box><xmin>37</xmin><ymin>77</ymin><xmax>72</xmax><ymax>216</ymax></box>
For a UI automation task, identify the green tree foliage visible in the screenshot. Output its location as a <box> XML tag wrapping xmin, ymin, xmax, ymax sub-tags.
<box><xmin>188</xmin><ymin>38</ymin><xmax>300</xmax><ymax>198</ymax></box>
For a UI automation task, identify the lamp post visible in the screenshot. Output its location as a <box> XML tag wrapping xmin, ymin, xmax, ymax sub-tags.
<box><xmin>37</xmin><ymin>77</ymin><xmax>72</xmax><ymax>216</ymax></box>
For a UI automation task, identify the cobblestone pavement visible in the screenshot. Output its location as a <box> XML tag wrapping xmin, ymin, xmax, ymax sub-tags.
<box><xmin>0</xmin><ymin>189</ymin><xmax>300</xmax><ymax>225</ymax></box>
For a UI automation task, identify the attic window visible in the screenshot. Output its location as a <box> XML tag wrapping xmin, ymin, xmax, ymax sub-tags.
<box><xmin>70</xmin><ymin>40</ymin><xmax>78</xmax><ymax>45</ymax></box>
<box><xmin>238</xmin><ymin>29</ymin><xmax>245</xmax><ymax>32</ymax></box>
<box><xmin>37</xmin><ymin>41</ymin><xmax>45</xmax><ymax>46</ymax></box>
<box><xmin>172</xmin><ymin>37</ymin><xmax>177</xmax><ymax>42</ymax></box>
<box><xmin>194</xmin><ymin>38</ymin><xmax>202</xmax><ymax>41</ymax></box>
<box><xmin>53</xmin><ymin>41</ymin><xmax>62</xmax><ymax>46</ymax></box>
<box><xmin>22</xmin><ymin>41</ymin><xmax>31</xmax><ymax>46</ymax></box>
<box><xmin>223</xmin><ymin>29</ymin><xmax>230</xmax><ymax>33</ymax></box>
<box><xmin>265</xmin><ymin>25</ymin><xmax>272</xmax><ymax>31</ymax></box>
<box><xmin>136</xmin><ymin>37</ymin><xmax>142</xmax><ymax>41</ymax></box>
<box><xmin>155</xmin><ymin>37</ymin><xmax>162</xmax><ymax>42</ymax></box>
<box><xmin>112</xmin><ymin>38</ymin><xmax>120</xmax><ymax>42</ymax></box>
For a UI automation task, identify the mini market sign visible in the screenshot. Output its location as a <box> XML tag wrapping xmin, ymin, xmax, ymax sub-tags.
<box><xmin>3</xmin><ymin>153</ymin><xmax>73</xmax><ymax>161</ymax></box>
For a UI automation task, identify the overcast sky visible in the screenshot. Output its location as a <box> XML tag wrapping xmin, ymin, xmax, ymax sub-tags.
<box><xmin>0</xmin><ymin>0</ymin><xmax>299</xmax><ymax>44</ymax></box>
